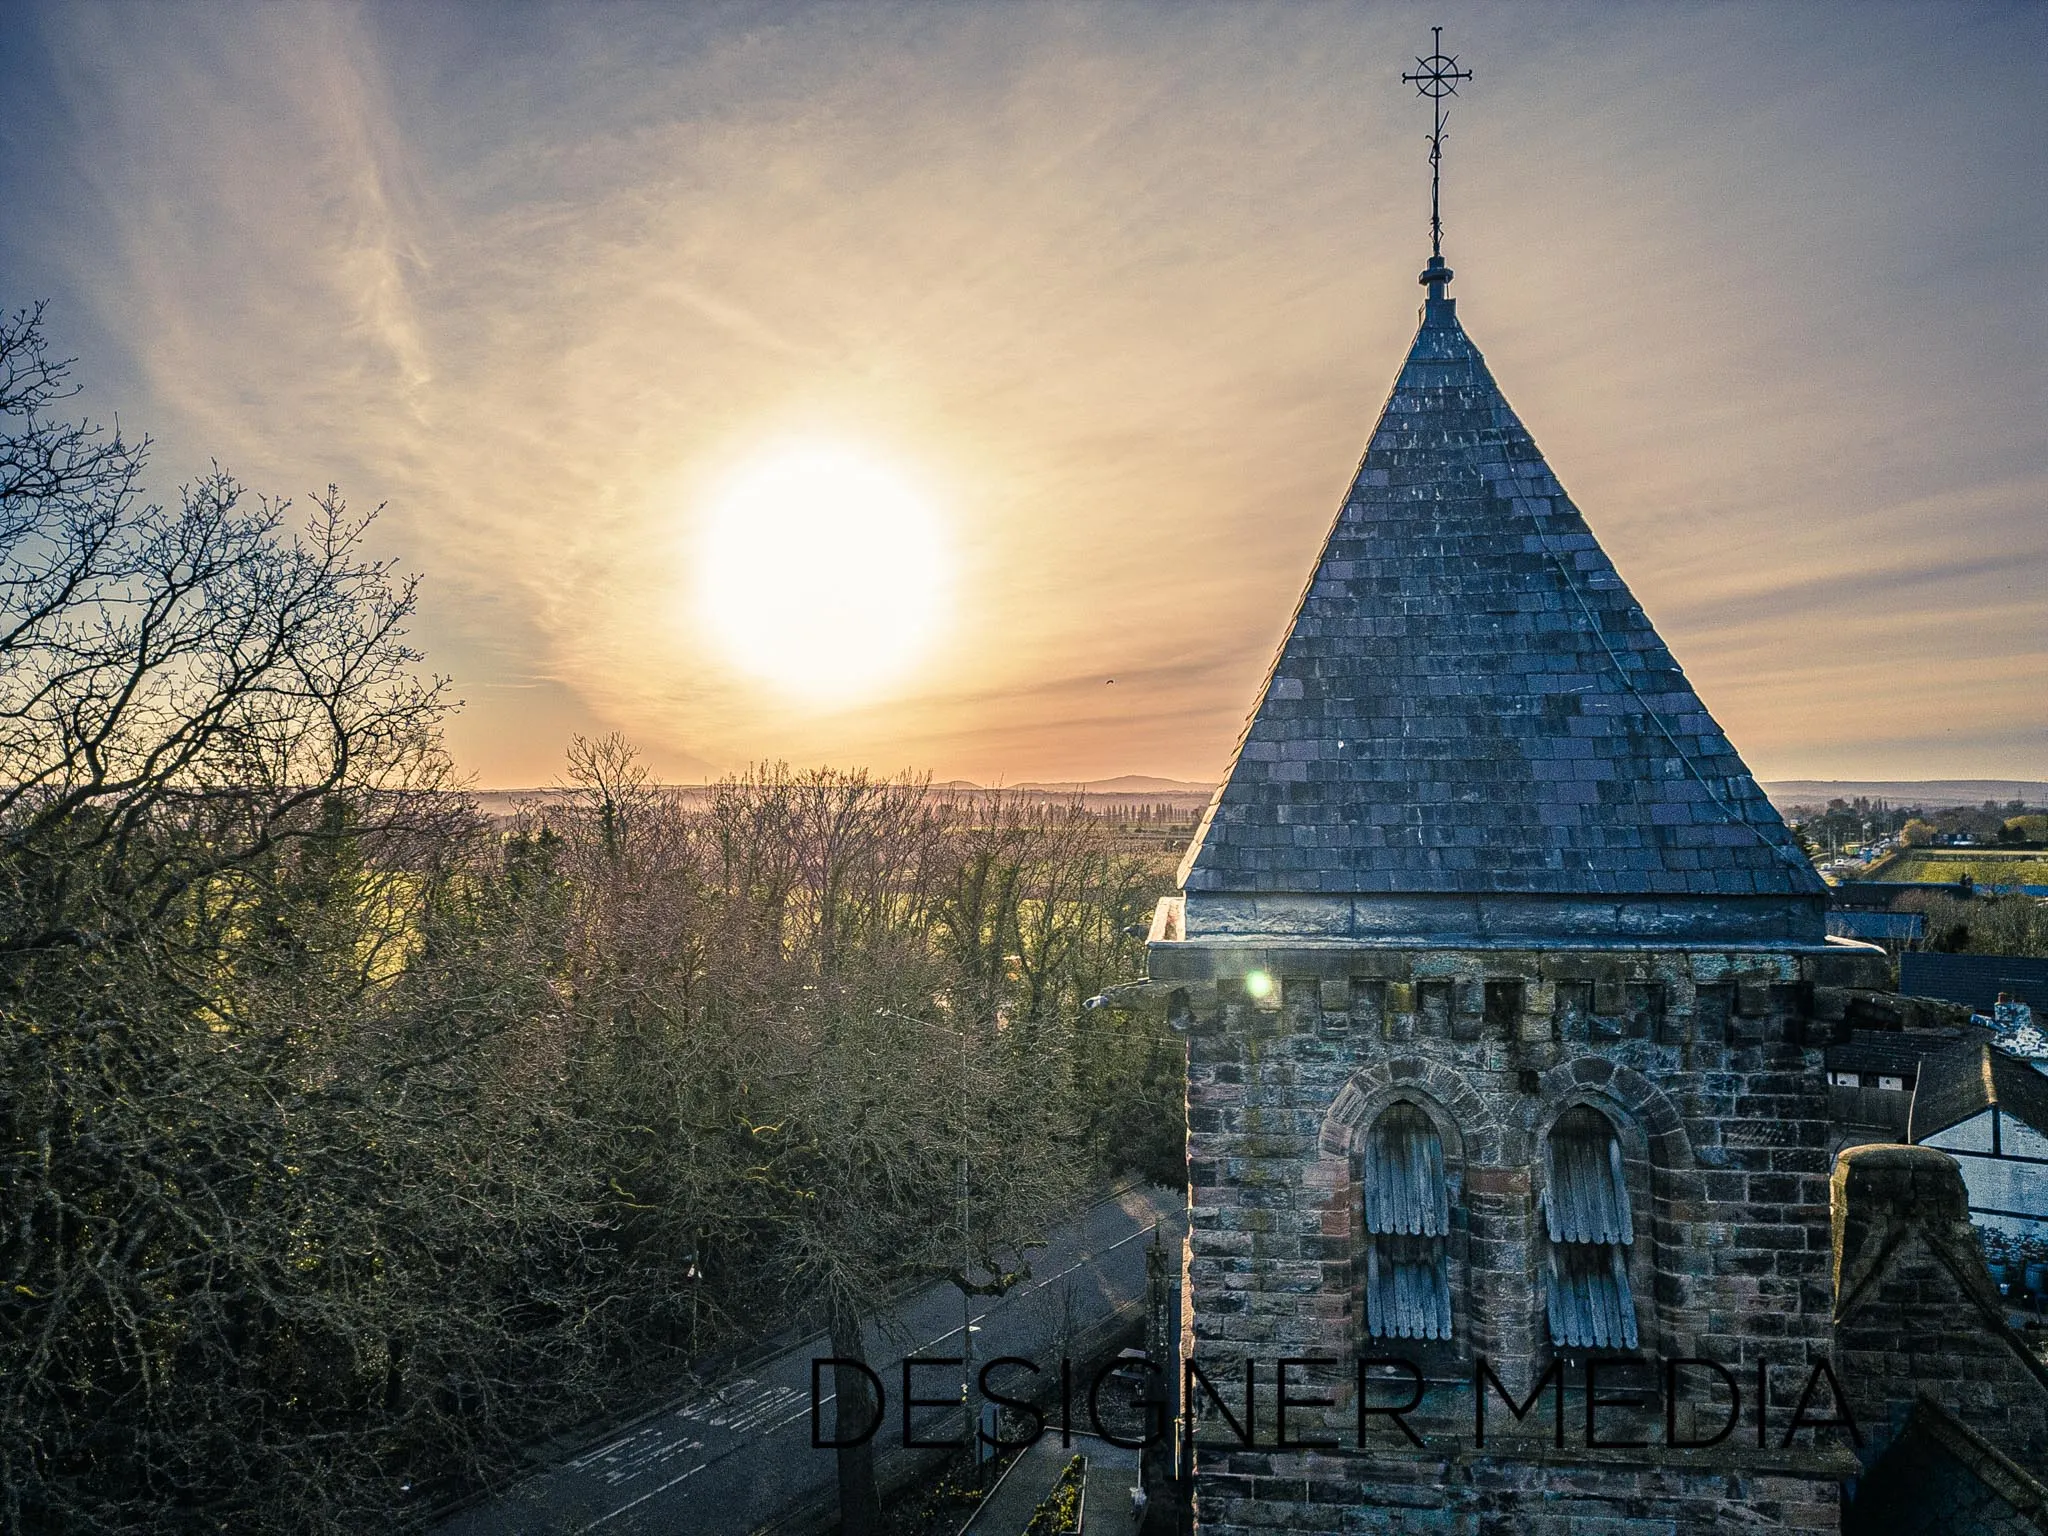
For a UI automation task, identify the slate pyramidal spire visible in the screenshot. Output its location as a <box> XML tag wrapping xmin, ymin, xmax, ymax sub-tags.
<box><xmin>1172</xmin><ymin>270</ymin><xmax>1829</xmax><ymax>948</ymax></box>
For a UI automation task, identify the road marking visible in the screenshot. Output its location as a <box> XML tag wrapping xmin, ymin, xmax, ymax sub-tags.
<box><xmin>583</xmin><ymin>1458</ymin><xmax>711</xmax><ymax>1528</ymax></box>
<box><xmin>749</xmin><ymin>1221</ymin><xmax>1161</xmax><ymax>1442</ymax></box>
<box><xmin>578</xmin><ymin>1207</ymin><xmax>1174</xmax><ymax>1528</ymax></box>
<box><xmin>567</xmin><ymin>1425</ymin><xmax>707</xmax><ymax>1488</ymax></box>
<box><xmin>679</xmin><ymin>1379</ymin><xmax>809</xmax><ymax>1436</ymax></box>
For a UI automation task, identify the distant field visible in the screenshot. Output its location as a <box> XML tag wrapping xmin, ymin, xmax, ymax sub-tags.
<box><xmin>467</xmin><ymin>783</ymin><xmax>1214</xmax><ymax>825</ymax></box>
<box><xmin>1763</xmin><ymin>779</ymin><xmax>2048</xmax><ymax>811</ymax></box>
<box><xmin>1864</xmin><ymin>849</ymin><xmax>2048</xmax><ymax>886</ymax></box>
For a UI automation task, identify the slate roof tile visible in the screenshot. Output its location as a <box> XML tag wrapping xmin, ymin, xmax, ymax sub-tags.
<box><xmin>1910</xmin><ymin>1043</ymin><xmax>2048</xmax><ymax>1144</ymax></box>
<box><xmin>1178</xmin><ymin>298</ymin><xmax>1825</xmax><ymax>905</ymax></box>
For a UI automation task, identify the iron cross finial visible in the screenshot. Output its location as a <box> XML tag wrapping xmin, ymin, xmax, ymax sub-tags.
<box><xmin>1402</xmin><ymin>26</ymin><xmax>1474</xmax><ymax>282</ymax></box>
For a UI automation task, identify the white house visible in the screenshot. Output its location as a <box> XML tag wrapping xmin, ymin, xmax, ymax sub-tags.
<box><xmin>1909</xmin><ymin>1042</ymin><xmax>2048</xmax><ymax>1235</ymax></box>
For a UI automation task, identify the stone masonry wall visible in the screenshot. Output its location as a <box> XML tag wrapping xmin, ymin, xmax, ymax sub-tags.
<box><xmin>1200</xmin><ymin>1448</ymin><xmax>1846</xmax><ymax>1536</ymax></box>
<box><xmin>1160</xmin><ymin>941</ymin><xmax>1889</xmax><ymax>1535</ymax></box>
<box><xmin>1832</xmin><ymin>1146</ymin><xmax>2048</xmax><ymax>1477</ymax></box>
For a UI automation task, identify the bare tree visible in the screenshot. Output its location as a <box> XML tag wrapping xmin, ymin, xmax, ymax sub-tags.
<box><xmin>0</xmin><ymin>304</ymin><xmax>462</xmax><ymax>1531</ymax></box>
<box><xmin>696</xmin><ymin>768</ymin><xmax>1085</xmax><ymax>1535</ymax></box>
<box><xmin>0</xmin><ymin>306</ymin><xmax>455</xmax><ymax>970</ymax></box>
<box><xmin>0</xmin><ymin>306</ymin><xmax>1182</xmax><ymax>1532</ymax></box>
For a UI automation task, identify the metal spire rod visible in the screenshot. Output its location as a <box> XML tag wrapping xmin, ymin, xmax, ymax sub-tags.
<box><xmin>1402</xmin><ymin>26</ymin><xmax>1473</xmax><ymax>265</ymax></box>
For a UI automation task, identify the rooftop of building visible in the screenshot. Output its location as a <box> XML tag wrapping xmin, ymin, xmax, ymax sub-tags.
<box><xmin>1171</xmin><ymin>274</ymin><xmax>1825</xmax><ymax>946</ymax></box>
<box><xmin>1827</xmin><ymin>1027</ymin><xmax>1965</xmax><ymax>1080</ymax></box>
<box><xmin>1910</xmin><ymin>1041</ymin><xmax>2048</xmax><ymax>1143</ymax></box>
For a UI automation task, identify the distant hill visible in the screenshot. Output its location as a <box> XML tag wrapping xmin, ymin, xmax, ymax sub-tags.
<box><xmin>470</xmin><ymin>787</ymin><xmax>572</xmax><ymax>815</ymax></box>
<box><xmin>473</xmin><ymin>778</ymin><xmax>2036</xmax><ymax>816</ymax></box>
<box><xmin>1762</xmin><ymin>780</ymin><xmax>2048</xmax><ymax>811</ymax></box>
<box><xmin>1008</xmin><ymin>775</ymin><xmax>1213</xmax><ymax>795</ymax></box>
<box><xmin>465</xmin><ymin>776</ymin><xmax>1217</xmax><ymax>814</ymax></box>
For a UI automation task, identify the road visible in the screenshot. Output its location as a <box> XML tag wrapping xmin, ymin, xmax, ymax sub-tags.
<box><xmin>437</xmin><ymin>1182</ymin><xmax>1184</xmax><ymax>1536</ymax></box>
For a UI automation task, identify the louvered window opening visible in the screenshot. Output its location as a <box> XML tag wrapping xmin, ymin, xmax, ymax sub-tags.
<box><xmin>1542</xmin><ymin>1108</ymin><xmax>1639</xmax><ymax>1350</ymax></box>
<box><xmin>1363</xmin><ymin>1104</ymin><xmax>1451</xmax><ymax>1341</ymax></box>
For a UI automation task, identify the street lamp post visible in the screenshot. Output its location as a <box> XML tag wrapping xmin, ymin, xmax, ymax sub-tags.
<box><xmin>883</xmin><ymin>1009</ymin><xmax>977</xmax><ymax>1460</ymax></box>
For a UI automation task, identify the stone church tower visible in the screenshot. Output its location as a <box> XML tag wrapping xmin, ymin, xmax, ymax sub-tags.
<box><xmin>1142</xmin><ymin>251</ymin><xmax>1893</xmax><ymax>1530</ymax></box>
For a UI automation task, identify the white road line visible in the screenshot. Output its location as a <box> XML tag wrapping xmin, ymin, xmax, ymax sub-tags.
<box><xmin>582</xmin><ymin>1458</ymin><xmax>711</xmax><ymax>1529</ymax></box>
<box><xmin>749</xmin><ymin>1221</ymin><xmax>1161</xmax><ymax>1442</ymax></box>
<box><xmin>583</xmin><ymin>1212</ymin><xmax>1170</xmax><ymax>1527</ymax></box>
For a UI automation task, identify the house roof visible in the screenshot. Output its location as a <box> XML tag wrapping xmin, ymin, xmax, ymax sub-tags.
<box><xmin>1901</xmin><ymin>950</ymin><xmax>2048</xmax><ymax>1013</ymax></box>
<box><xmin>1826</xmin><ymin>1028</ymin><xmax>1960</xmax><ymax>1079</ymax></box>
<box><xmin>1831</xmin><ymin>880</ymin><xmax>1971</xmax><ymax>910</ymax></box>
<box><xmin>1910</xmin><ymin>1042</ymin><xmax>2048</xmax><ymax>1144</ymax></box>
<box><xmin>1177</xmin><ymin>293</ymin><xmax>1824</xmax><ymax>917</ymax></box>
<box><xmin>1825</xmin><ymin>910</ymin><xmax>1925</xmax><ymax>943</ymax></box>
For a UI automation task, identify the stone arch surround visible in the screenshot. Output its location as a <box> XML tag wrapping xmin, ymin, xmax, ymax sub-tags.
<box><xmin>1318</xmin><ymin>1058</ymin><xmax>1506</xmax><ymax>1363</ymax></box>
<box><xmin>1531</xmin><ymin>1056</ymin><xmax>1695</xmax><ymax>1170</ymax></box>
<box><xmin>1316</xmin><ymin>1056</ymin><xmax>1704</xmax><ymax>1366</ymax></box>
<box><xmin>1532</xmin><ymin>1057</ymin><xmax>1699</xmax><ymax>1358</ymax></box>
<box><xmin>1321</xmin><ymin>1056</ymin><xmax>1504</xmax><ymax>1165</ymax></box>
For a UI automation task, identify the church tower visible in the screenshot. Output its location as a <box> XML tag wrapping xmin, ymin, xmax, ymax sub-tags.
<box><xmin>1144</xmin><ymin>31</ymin><xmax>1884</xmax><ymax>1533</ymax></box>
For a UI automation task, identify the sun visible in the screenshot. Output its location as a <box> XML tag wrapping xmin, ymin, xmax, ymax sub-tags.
<box><xmin>696</xmin><ymin>443</ymin><xmax>950</xmax><ymax>703</ymax></box>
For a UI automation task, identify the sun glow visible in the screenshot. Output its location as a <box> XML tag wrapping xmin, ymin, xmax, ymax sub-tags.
<box><xmin>696</xmin><ymin>443</ymin><xmax>950</xmax><ymax>703</ymax></box>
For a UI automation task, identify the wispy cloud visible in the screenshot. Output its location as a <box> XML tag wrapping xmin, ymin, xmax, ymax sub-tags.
<box><xmin>4</xmin><ymin>0</ymin><xmax>2043</xmax><ymax>784</ymax></box>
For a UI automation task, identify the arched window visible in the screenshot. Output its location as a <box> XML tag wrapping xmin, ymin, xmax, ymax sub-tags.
<box><xmin>1363</xmin><ymin>1102</ymin><xmax>1451</xmax><ymax>1341</ymax></box>
<box><xmin>1542</xmin><ymin>1106</ymin><xmax>1638</xmax><ymax>1349</ymax></box>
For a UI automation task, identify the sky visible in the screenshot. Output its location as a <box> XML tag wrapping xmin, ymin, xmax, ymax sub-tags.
<box><xmin>1</xmin><ymin>1</ymin><xmax>2042</xmax><ymax>789</ymax></box>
